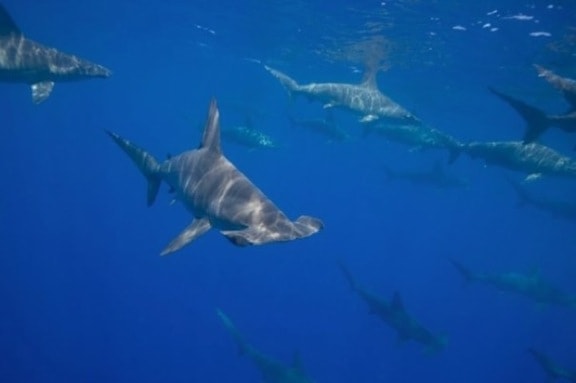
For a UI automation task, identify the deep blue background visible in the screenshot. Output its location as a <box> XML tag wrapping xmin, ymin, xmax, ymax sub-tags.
<box><xmin>1</xmin><ymin>1</ymin><xmax>576</xmax><ymax>382</ymax></box>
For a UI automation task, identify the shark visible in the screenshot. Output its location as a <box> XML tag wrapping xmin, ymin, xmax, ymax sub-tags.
<box><xmin>506</xmin><ymin>177</ymin><xmax>576</xmax><ymax>222</ymax></box>
<box><xmin>106</xmin><ymin>99</ymin><xmax>323</xmax><ymax>255</ymax></box>
<box><xmin>221</xmin><ymin>117</ymin><xmax>279</xmax><ymax>150</ymax></box>
<box><xmin>383</xmin><ymin>160</ymin><xmax>468</xmax><ymax>189</ymax></box>
<box><xmin>529</xmin><ymin>348</ymin><xmax>576</xmax><ymax>382</ymax></box>
<box><xmin>449</xmin><ymin>259</ymin><xmax>576</xmax><ymax>308</ymax></box>
<box><xmin>217</xmin><ymin>309</ymin><xmax>316</xmax><ymax>383</ymax></box>
<box><xmin>288</xmin><ymin>111</ymin><xmax>351</xmax><ymax>143</ymax></box>
<box><xmin>0</xmin><ymin>3</ymin><xmax>111</xmax><ymax>103</ymax></box>
<box><xmin>463</xmin><ymin>140</ymin><xmax>576</xmax><ymax>180</ymax></box>
<box><xmin>339</xmin><ymin>262</ymin><xmax>447</xmax><ymax>354</ymax></box>
<box><xmin>363</xmin><ymin>122</ymin><xmax>463</xmax><ymax>163</ymax></box>
<box><xmin>264</xmin><ymin>65</ymin><xmax>420</xmax><ymax>125</ymax></box>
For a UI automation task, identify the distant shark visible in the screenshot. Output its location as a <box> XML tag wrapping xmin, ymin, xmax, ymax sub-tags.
<box><xmin>0</xmin><ymin>4</ymin><xmax>111</xmax><ymax>103</ymax></box>
<box><xmin>217</xmin><ymin>309</ymin><xmax>315</xmax><ymax>383</ymax></box>
<box><xmin>221</xmin><ymin>117</ymin><xmax>279</xmax><ymax>150</ymax></box>
<box><xmin>383</xmin><ymin>160</ymin><xmax>468</xmax><ymax>189</ymax></box>
<box><xmin>506</xmin><ymin>177</ymin><xmax>576</xmax><ymax>222</ymax></box>
<box><xmin>528</xmin><ymin>348</ymin><xmax>576</xmax><ymax>382</ymax></box>
<box><xmin>339</xmin><ymin>262</ymin><xmax>447</xmax><ymax>354</ymax></box>
<box><xmin>264</xmin><ymin>65</ymin><xmax>421</xmax><ymax>125</ymax></box>
<box><xmin>463</xmin><ymin>140</ymin><xmax>576</xmax><ymax>180</ymax></box>
<box><xmin>450</xmin><ymin>259</ymin><xmax>576</xmax><ymax>308</ymax></box>
<box><xmin>106</xmin><ymin>99</ymin><xmax>323</xmax><ymax>255</ymax></box>
<box><xmin>363</xmin><ymin>122</ymin><xmax>463</xmax><ymax>163</ymax></box>
<box><xmin>288</xmin><ymin>111</ymin><xmax>351</xmax><ymax>143</ymax></box>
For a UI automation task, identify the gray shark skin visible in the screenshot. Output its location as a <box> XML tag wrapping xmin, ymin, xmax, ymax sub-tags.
<box><xmin>535</xmin><ymin>65</ymin><xmax>576</xmax><ymax>111</ymax></box>
<box><xmin>506</xmin><ymin>177</ymin><xmax>576</xmax><ymax>221</ymax></box>
<box><xmin>106</xmin><ymin>99</ymin><xmax>323</xmax><ymax>255</ymax></box>
<box><xmin>217</xmin><ymin>309</ymin><xmax>315</xmax><ymax>383</ymax></box>
<box><xmin>288</xmin><ymin>111</ymin><xmax>351</xmax><ymax>143</ymax></box>
<box><xmin>264</xmin><ymin>65</ymin><xmax>420</xmax><ymax>125</ymax></box>
<box><xmin>383</xmin><ymin>160</ymin><xmax>468</xmax><ymax>189</ymax></box>
<box><xmin>464</xmin><ymin>141</ymin><xmax>576</xmax><ymax>179</ymax></box>
<box><xmin>0</xmin><ymin>4</ymin><xmax>111</xmax><ymax>103</ymax></box>
<box><xmin>363</xmin><ymin>122</ymin><xmax>463</xmax><ymax>164</ymax></box>
<box><xmin>339</xmin><ymin>262</ymin><xmax>447</xmax><ymax>354</ymax></box>
<box><xmin>450</xmin><ymin>259</ymin><xmax>576</xmax><ymax>308</ymax></box>
<box><xmin>529</xmin><ymin>348</ymin><xmax>576</xmax><ymax>382</ymax></box>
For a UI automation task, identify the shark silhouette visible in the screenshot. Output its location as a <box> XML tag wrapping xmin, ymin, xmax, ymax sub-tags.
<box><xmin>0</xmin><ymin>3</ymin><xmax>111</xmax><ymax>103</ymax></box>
<box><xmin>217</xmin><ymin>309</ymin><xmax>316</xmax><ymax>383</ymax></box>
<box><xmin>339</xmin><ymin>262</ymin><xmax>447</xmax><ymax>354</ymax></box>
<box><xmin>107</xmin><ymin>99</ymin><xmax>323</xmax><ymax>255</ymax></box>
<box><xmin>450</xmin><ymin>259</ymin><xmax>576</xmax><ymax>308</ymax></box>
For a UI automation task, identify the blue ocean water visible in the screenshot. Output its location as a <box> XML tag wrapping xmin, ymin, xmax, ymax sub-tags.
<box><xmin>1</xmin><ymin>0</ymin><xmax>576</xmax><ymax>382</ymax></box>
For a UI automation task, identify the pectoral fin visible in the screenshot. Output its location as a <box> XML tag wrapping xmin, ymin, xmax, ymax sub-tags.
<box><xmin>360</xmin><ymin>114</ymin><xmax>378</xmax><ymax>123</ymax></box>
<box><xmin>160</xmin><ymin>218</ymin><xmax>211</xmax><ymax>256</ymax></box>
<box><xmin>31</xmin><ymin>81</ymin><xmax>54</xmax><ymax>104</ymax></box>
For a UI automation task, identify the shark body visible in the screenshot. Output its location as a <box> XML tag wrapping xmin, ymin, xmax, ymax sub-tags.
<box><xmin>0</xmin><ymin>4</ymin><xmax>111</xmax><ymax>103</ymax></box>
<box><xmin>107</xmin><ymin>99</ymin><xmax>323</xmax><ymax>255</ymax></box>
<box><xmin>265</xmin><ymin>65</ymin><xmax>420</xmax><ymax>125</ymax></box>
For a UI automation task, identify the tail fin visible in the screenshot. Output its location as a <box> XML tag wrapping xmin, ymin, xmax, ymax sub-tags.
<box><xmin>216</xmin><ymin>309</ymin><xmax>249</xmax><ymax>357</ymax></box>
<box><xmin>488</xmin><ymin>87</ymin><xmax>549</xmax><ymax>144</ymax></box>
<box><xmin>105</xmin><ymin>130</ymin><xmax>162</xmax><ymax>206</ymax></box>
<box><xmin>449</xmin><ymin>259</ymin><xmax>476</xmax><ymax>285</ymax></box>
<box><xmin>264</xmin><ymin>65</ymin><xmax>300</xmax><ymax>99</ymax></box>
<box><xmin>338</xmin><ymin>261</ymin><xmax>358</xmax><ymax>291</ymax></box>
<box><xmin>528</xmin><ymin>348</ymin><xmax>561</xmax><ymax>380</ymax></box>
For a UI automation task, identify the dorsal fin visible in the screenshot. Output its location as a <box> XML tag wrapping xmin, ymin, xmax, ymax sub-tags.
<box><xmin>361</xmin><ymin>68</ymin><xmax>378</xmax><ymax>89</ymax></box>
<box><xmin>200</xmin><ymin>98</ymin><xmax>221</xmax><ymax>154</ymax></box>
<box><xmin>0</xmin><ymin>4</ymin><xmax>21</xmax><ymax>36</ymax></box>
<box><xmin>391</xmin><ymin>291</ymin><xmax>405</xmax><ymax>312</ymax></box>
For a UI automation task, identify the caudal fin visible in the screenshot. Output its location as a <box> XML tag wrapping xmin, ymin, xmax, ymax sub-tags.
<box><xmin>105</xmin><ymin>130</ymin><xmax>162</xmax><ymax>206</ymax></box>
<box><xmin>264</xmin><ymin>65</ymin><xmax>301</xmax><ymax>99</ymax></box>
<box><xmin>216</xmin><ymin>309</ymin><xmax>250</xmax><ymax>357</ymax></box>
<box><xmin>338</xmin><ymin>261</ymin><xmax>358</xmax><ymax>291</ymax></box>
<box><xmin>449</xmin><ymin>259</ymin><xmax>477</xmax><ymax>285</ymax></box>
<box><xmin>488</xmin><ymin>87</ymin><xmax>549</xmax><ymax>144</ymax></box>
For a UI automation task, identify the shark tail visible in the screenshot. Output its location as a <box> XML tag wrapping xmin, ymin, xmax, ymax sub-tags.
<box><xmin>449</xmin><ymin>259</ymin><xmax>476</xmax><ymax>285</ymax></box>
<box><xmin>106</xmin><ymin>130</ymin><xmax>162</xmax><ymax>206</ymax></box>
<box><xmin>338</xmin><ymin>261</ymin><xmax>358</xmax><ymax>291</ymax></box>
<box><xmin>264</xmin><ymin>65</ymin><xmax>301</xmax><ymax>99</ymax></box>
<box><xmin>488</xmin><ymin>87</ymin><xmax>549</xmax><ymax>144</ymax></box>
<box><xmin>217</xmin><ymin>309</ymin><xmax>250</xmax><ymax>357</ymax></box>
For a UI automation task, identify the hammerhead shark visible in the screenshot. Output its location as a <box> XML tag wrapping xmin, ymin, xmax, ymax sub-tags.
<box><xmin>264</xmin><ymin>65</ymin><xmax>420</xmax><ymax>125</ymax></box>
<box><xmin>217</xmin><ymin>309</ymin><xmax>315</xmax><ymax>383</ymax></box>
<box><xmin>463</xmin><ymin>140</ymin><xmax>576</xmax><ymax>180</ymax></box>
<box><xmin>106</xmin><ymin>99</ymin><xmax>323</xmax><ymax>255</ymax></box>
<box><xmin>0</xmin><ymin>3</ymin><xmax>111</xmax><ymax>103</ymax></box>
<box><xmin>339</xmin><ymin>262</ymin><xmax>447</xmax><ymax>354</ymax></box>
<box><xmin>450</xmin><ymin>259</ymin><xmax>576</xmax><ymax>308</ymax></box>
